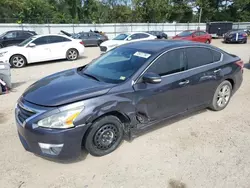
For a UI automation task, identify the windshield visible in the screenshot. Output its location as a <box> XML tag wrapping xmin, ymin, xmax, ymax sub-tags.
<box><xmin>113</xmin><ymin>34</ymin><xmax>128</xmax><ymax>40</ymax></box>
<box><xmin>0</xmin><ymin>32</ymin><xmax>7</xmax><ymax>38</ymax></box>
<box><xmin>178</xmin><ymin>31</ymin><xmax>193</xmax><ymax>37</ymax></box>
<box><xmin>17</xmin><ymin>37</ymin><xmax>35</xmax><ymax>46</ymax></box>
<box><xmin>82</xmin><ymin>47</ymin><xmax>152</xmax><ymax>84</ymax></box>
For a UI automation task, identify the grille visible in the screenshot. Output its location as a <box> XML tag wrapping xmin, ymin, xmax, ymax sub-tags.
<box><xmin>100</xmin><ymin>46</ymin><xmax>107</xmax><ymax>52</ymax></box>
<box><xmin>17</xmin><ymin>103</ymin><xmax>36</xmax><ymax>124</ymax></box>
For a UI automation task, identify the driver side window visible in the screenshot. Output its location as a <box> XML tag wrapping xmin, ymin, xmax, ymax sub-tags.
<box><xmin>32</xmin><ymin>36</ymin><xmax>49</xmax><ymax>46</ymax></box>
<box><xmin>147</xmin><ymin>49</ymin><xmax>187</xmax><ymax>76</ymax></box>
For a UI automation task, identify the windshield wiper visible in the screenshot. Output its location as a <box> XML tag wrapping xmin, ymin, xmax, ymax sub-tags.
<box><xmin>83</xmin><ymin>72</ymin><xmax>100</xmax><ymax>82</ymax></box>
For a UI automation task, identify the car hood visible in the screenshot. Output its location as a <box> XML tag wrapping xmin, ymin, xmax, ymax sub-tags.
<box><xmin>0</xmin><ymin>46</ymin><xmax>20</xmax><ymax>53</ymax></box>
<box><xmin>100</xmin><ymin>39</ymin><xmax>126</xmax><ymax>47</ymax></box>
<box><xmin>22</xmin><ymin>68</ymin><xmax>115</xmax><ymax>107</ymax></box>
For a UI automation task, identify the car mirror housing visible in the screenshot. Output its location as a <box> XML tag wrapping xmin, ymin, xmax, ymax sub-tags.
<box><xmin>142</xmin><ymin>72</ymin><xmax>161</xmax><ymax>84</ymax></box>
<box><xmin>28</xmin><ymin>43</ymin><xmax>36</xmax><ymax>47</ymax></box>
<box><xmin>127</xmin><ymin>37</ymin><xmax>132</xmax><ymax>41</ymax></box>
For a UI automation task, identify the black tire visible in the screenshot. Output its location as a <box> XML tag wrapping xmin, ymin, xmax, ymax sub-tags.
<box><xmin>66</xmin><ymin>48</ymin><xmax>79</xmax><ymax>61</ymax></box>
<box><xmin>244</xmin><ymin>39</ymin><xmax>247</xmax><ymax>44</ymax></box>
<box><xmin>209</xmin><ymin>80</ymin><xmax>232</xmax><ymax>111</ymax></box>
<box><xmin>205</xmin><ymin>39</ymin><xmax>210</xmax><ymax>44</ymax></box>
<box><xmin>84</xmin><ymin>115</ymin><xmax>124</xmax><ymax>156</ymax></box>
<box><xmin>0</xmin><ymin>44</ymin><xmax>3</xmax><ymax>48</ymax></box>
<box><xmin>10</xmin><ymin>54</ymin><xmax>27</xmax><ymax>68</ymax></box>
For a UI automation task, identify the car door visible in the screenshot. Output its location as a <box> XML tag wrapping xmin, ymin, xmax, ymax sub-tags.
<box><xmin>184</xmin><ymin>47</ymin><xmax>224</xmax><ymax>109</ymax></box>
<box><xmin>2</xmin><ymin>31</ymin><xmax>18</xmax><ymax>47</ymax></box>
<box><xmin>133</xmin><ymin>48</ymin><xmax>192</xmax><ymax>122</ymax></box>
<box><xmin>80</xmin><ymin>33</ymin><xmax>91</xmax><ymax>46</ymax></box>
<box><xmin>128</xmin><ymin>34</ymin><xmax>141</xmax><ymax>42</ymax></box>
<box><xmin>138</xmin><ymin>33</ymin><xmax>151</xmax><ymax>40</ymax></box>
<box><xmin>27</xmin><ymin>36</ymin><xmax>52</xmax><ymax>63</ymax></box>
<box><xmin>47</xmin><ymin>35</ymin><xmax>72</xmax><ymax>60</ymax></box>
<box><xmin>198</xmin><ymin>31</ymin><xmax>208</xmax><ymax>43</ymax></box>
<box><xmin>191</xmin><ymin>31</ymin><xmax>200</xmax><ymax>42</ymax></box>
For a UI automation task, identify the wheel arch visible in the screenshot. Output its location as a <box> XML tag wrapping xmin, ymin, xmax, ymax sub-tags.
<box><xmin>81</xmin><ymin>111</ymin><xmax>132</xmax><ymax>146</ymax></box>
<box><xmin>9</xmin><ymin>54</ymin><xmax>28</xmax><ymax>64</ymax></box>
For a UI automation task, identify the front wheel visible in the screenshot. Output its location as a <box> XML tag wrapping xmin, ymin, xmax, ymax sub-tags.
<box><xmin>10</xmin><ymin>55</ymin><xmax>27</xmax><ymax>68</ymax></box>
<box><xmin>209</xmin><ymin>80</ymin><xmax>232</xmax><ymax>111</ymax></box>
<box><xmin>205</xmin><ymin>39</ymin><xmax>210</xmax><ymax>44</ymax></box>
<box><xmin>84</xmin><ymin>116</ymin><xmax>124</xmax><ymax>156</ymax></box>
<box><xmin>66</xmin><ymin>48</ymin><xmax>79</xmax><ymax>61</ymax></box>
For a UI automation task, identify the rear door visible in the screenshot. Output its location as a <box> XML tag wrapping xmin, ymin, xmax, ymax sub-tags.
<box><xmin>184</xmin><ymin>47</ymin><xmax>223</xmax><ymax>109</ymax></box>
<box><xmin>199</xmin><ymin>31</ymin><xmax>208</xmax><ymax>43</ymax></box>
<box><xmin>47</xmin><ymin>35</ymin><xmax>72</xmax><ymax>59</ymax></box>
<box><xmin>133</xmin><ymin>48</ymin><xmax>192</xmax><ymax>121</ymax></box>
<box><xmin>192</xmin><ymin>32</ymin><xmax>202</xmax><ymax>42</ymax></box>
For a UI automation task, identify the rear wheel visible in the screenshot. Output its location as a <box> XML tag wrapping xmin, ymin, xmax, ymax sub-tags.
<box><xmin>84</xmin><ymin>115</ymin><xmax>124</xmax><ymax>156</ymax></box>
<box><xmin>66</xmin><ymin>48</ymin><xmax>79</xmax><ymax>61</ymax></box>
<box><xmin>10</xmin><ymin>55</ymin><xmax>27</xmax><ymax>68</ymax></box>
<box><xmin>205</xmin><ymin>40</ymin><xmax>210</xmax><ymax>44</ymax></box>
<box><xmin>209</xmin><ymin>80</ymin><xmax>232</xmax><ymax>111</ymax></box>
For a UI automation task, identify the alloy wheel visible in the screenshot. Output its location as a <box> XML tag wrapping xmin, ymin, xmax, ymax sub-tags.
<box><xmin>12</xmin><ymin>56</ymin><xmax>25</xmax><ymax>68</ymax></box>
<box><xmin>68</xmin><ymin>50</ymin><xmax>78</xmax><ymax>60</ymax></box>
<box><xmin>217</xmin><ymin>85</ymin><xmax>231</xmax><ymax>107</ymax></box>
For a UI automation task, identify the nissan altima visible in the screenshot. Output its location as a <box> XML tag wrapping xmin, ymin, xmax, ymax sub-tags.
<box><xmin>15</xmin><ymin>40</ymin><xmax>243</xmax><ymax>159</ymax></box>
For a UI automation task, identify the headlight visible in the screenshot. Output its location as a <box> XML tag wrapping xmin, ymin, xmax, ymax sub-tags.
<box><xmin>37</xmin><ymin>106</ymin><xmax>84</xmax><ymax>129</ymax></box>
<box><xmin>0</xmin><ymin>51</ymin><xmax>7</xmax><ymax>57</ymax></box>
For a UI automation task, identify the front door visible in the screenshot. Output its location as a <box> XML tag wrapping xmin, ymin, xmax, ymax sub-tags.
<box><xmin>133</xmin><ymin>48</ymin><xmax>192</xmax><ymax>122</ymax></box>
<box><xmin>28</xmin><ymin>36</ymin><xmax>51</xmax><ymax>63</ymax></box>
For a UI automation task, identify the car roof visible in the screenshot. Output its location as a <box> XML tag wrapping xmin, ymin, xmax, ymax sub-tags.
<box><xmin>120</xmin><ymin>40</ymin><xmax>214</xmax><ymax>53</ymax></box>
<box><xmin>6</xmin><ymin>30</ymin><xmax>35</xmax><ymax>33</ymax></box>
<box><xmin>32</xmin><ymin>34</ymin><xmax>70</xmax><ymax>38</ymax></box>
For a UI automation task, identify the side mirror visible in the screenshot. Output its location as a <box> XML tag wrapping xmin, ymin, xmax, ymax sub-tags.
<box><xmin>142</xmin><ymin>72</ymin><xmax>161</xmax><ymax>84</ymax></box>
<box><xmin>28</xmin><ymin>43</ymin><xmax>36</xmax><ymax>48</ymax></box>
<box><xmin>127</xmin><ymin>37</ymin><xmax>132</xmax><ymax>41</ymax></box>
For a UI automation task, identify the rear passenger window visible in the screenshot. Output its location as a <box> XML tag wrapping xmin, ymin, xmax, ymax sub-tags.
<box><xmin>147</xmin><ymin>49</ymin><xmax>186</xmax><ymax>76</ymax></box>
<box><xmin>186</xmin><ymin>47</ymin><xmax>213</xmax><ymax>69</ymax></box>
<box><xmin>212</xmin><ymin>50</ymin><xmax>221</xmax><ymax>62</ymax></box>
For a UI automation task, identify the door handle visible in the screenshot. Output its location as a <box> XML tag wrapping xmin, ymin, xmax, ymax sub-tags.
<box><xmin>214</xmin><ymin>68</ymin><xmax>221</xmax><ymax>73</ymax></box>
<box><xmin>179</xmin><ymin>80</ymin><xmax>190</xmax><ymax>85</ymax></box>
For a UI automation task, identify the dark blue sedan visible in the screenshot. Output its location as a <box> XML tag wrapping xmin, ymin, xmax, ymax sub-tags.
<box><xmin>224</xmin><ymin>29</ymin><xmax>248</xmax><ymax>44</ymax></box>
<box><xmin>15</xmin><ymin>40</ymin><xmax>243</xmax><ymax>160</ymax></box>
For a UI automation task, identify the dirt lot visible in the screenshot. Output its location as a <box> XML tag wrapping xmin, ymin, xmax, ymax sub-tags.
<box><xmin>0</xmin><ymin>40</ymin><xmax>250</xmax><ymax>188</ymax></box>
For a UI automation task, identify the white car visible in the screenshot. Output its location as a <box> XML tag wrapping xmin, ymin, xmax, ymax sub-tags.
<box><xmin>100</xmin><ymin>32</ymin><xmax>156</xmax><ymax>53</ymax></box>
<box><xmin>0</xmin><ymin>34</ymin><xmax>85</xmax><ymax>68</ymax></box>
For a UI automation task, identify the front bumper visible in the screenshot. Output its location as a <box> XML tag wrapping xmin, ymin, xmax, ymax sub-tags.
<box><xmin>224</xmin><ymin>37</ymin><xmax>246</xmax><ymax>43</ymax></box>
<box><xmin>15</xmin><ymin>100</ymin><xmax>89</xmax><ymax>160</ymax></box>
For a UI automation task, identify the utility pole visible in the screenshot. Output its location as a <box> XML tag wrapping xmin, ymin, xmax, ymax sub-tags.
<box><xmin>198</xmin><ymin>7</ymin><xmax>202</xmax><ymax>30</ymax></box>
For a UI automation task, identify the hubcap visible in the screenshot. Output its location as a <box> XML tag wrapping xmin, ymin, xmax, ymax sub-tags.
<box><xmin>94</xmin><ymin>124</ymin><xmax>119</xmax><ymax>150</ymax></box>
<box><xmin>217</xmin><ymin>85</ymin><xmax>231</xmax><ymax>107</ymax></box>
<box><xmin>12</xmin><ymin>56</ymin><xmax>25</xmax><ymax>67</ymax></box>
<box><xmin>68</xmin><ymin>50</ymin><xmax>77</xmax><ymax>60</ymax></box>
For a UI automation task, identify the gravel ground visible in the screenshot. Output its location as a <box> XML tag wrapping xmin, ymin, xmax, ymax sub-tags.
<box><xmin>0</xmin><ymin>40</ymin><xmax>250</xmax><ymax>188</ymax></box>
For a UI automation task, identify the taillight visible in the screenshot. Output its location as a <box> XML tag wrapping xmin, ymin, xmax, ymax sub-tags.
<box><xmin>243</xmin><ymin>33</ymin><xmax>247</xmax><ymax>37</ymax></box>
<box><xmin>80</xmin><ymin>41</ymin><xmax>84</xmax><ymax>45</ymax></box>
<box><xmin>235</xmin><ymin>60</ymin><xmax>244</xmax><ymax>72</ymax></box>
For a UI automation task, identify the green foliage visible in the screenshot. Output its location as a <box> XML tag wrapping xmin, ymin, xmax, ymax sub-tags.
<box><xmin>0</xmin><ymin>0</ymin><xmax>249</xmax><ymax>23</ymax></box>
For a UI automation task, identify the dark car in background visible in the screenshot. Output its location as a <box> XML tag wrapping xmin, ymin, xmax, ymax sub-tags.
<box><xmin>15</xmin><ymin>40</ymin><xmax>243</xmax><ymax>160</ymax></box>
<box><xmin>0</xmin><ymin>30</ymin><xmax>37</xmax><ymax>48</ymax></box>
<box><xmin>61</xmin><ymin>30</ymin><xmax>108</xmax><ymax>47</ymax></box>
<box><xmin>147</xmin><ymin>31</ymin><xmax>168</xmax><ymax>39</ymax></box>
<box><xmin>224</xmin><ymin>29</ymin><xmax>248</xmax><ymax>44</ymax></box>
